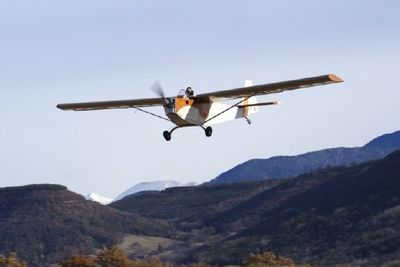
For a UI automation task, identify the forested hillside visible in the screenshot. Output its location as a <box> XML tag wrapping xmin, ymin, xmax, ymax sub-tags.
<box><xmin>113</xmin><ymin>151</ymin><xmax>400</xmax><ymax>266</ymax></box>
<box><xmin>0</xmin><ymin>184</ymin><xmax>172</xmax><ymax>266</ymax></box>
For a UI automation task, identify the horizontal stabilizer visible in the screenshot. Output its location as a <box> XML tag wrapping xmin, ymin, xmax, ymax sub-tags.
<box><xmin>237</xmin><ymin>101</ymin><xmax>280</xmax><ymax>108</ymax></box>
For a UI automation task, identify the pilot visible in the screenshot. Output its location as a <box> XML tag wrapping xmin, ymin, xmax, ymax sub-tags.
<box><xmin>185</xmin><ymin>87</ymin><xmax>194</xmax><ymax>97</ymax></box>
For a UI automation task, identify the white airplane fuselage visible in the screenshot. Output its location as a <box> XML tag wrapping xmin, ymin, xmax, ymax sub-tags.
<box><xmin>164</xmin><ymin>96</ymin><xmax>259</xmax><ymax>127</ymax></box>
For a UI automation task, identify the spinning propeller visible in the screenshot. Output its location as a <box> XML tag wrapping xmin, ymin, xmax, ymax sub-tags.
<box><xmin>150</xmin><ymin>81</ymin><xmax>166</xmax><ymax>99</ymax></box>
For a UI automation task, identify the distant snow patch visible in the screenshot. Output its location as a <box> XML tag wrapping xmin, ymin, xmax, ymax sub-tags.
<box><xmin>113</xmin><ymin>180</ymin><xmax>196</xmax><ymax>202</ymax></box>
<box><xmin>86</xmin><ymin>193</ymin><xmax>113</xmax><ymax>205</ymax></box>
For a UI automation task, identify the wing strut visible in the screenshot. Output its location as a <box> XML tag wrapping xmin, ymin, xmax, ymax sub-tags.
<box><xmin>132</xmin><ymin>107</ymin><xmax>171</xmax><ymax>122</ymax></box>
<box><xmin>202</xmin><ymin>94</ymin><xmax>255</xmax><ymax>125</ymax></box>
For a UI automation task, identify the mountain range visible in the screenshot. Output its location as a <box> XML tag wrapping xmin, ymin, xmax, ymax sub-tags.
<box><xmin>1</xmin><ymin>130</ymin><xmax>400</xmax><ymax>266</ymax></box>
<box><xmin>91</xmin><ymin>130</ymin><xmax>400</xmax><ymax>204</ymax></box>
<box><xmin>85</xmin><ymin>181</ymin><xmax>196</xmax><ymax>205</ymax></box>
<box><xmin>113</xmin><ymin>180</ymin><xmax>196</xmax><ymax>202</ymax></box>
<box><xmin>112</xmin><ymin>150</ymin><xmax>400</xmax><ymax>266</ymax></box>
<box><xmin>201</xmin><ymin>150</ymin><xmax>400</xmax><ymax>265</ymax></box>
<box><xmin>0</xmin><ymin>184</ymin><xmax>172</xmax><ymax>266</ymax></box>
<box><xmin>207</xmin><ymin>130</ymin><xmax>400</xmax><ymax>185</ymax></box>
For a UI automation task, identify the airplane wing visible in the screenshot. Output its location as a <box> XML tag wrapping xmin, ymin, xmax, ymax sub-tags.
<box><xmin>57</xmin><ymin>97</ymin><xmax>164</xmax><ymax>111</ymax></box>
<box><xmin>196</xmin><ymin>74</ymin><xmax>343</xmax><ymax>101</ymax></box>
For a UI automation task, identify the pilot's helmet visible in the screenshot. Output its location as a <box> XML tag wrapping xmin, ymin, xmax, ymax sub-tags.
<box><xmin>185</xmin><ymin>87</ymin><xmax>194</xmax><ymax>97</ymax></box>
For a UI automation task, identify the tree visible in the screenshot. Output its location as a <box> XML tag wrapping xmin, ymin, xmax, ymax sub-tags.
<box><xmin>185</xmin><ymin>264</ymin><xmax>212</xmax><ymax>267</ymax></box>
<box><xmin>245</xmin><ymin>251</ymin><xmax>295</xmax><ymax>267</ymax></box>
<box><xmin>138</xmin><ymin>256</ymin><xmax>172</xmax><ymax>267</ymax></box>
<box><xmin>96</xmin><ymin>247</ymin><xmax>137</xmax><ymax>267</ymax></box>
<box><xmin>0</xmin><ymin>253</ymin><xmax>27</xmax><ymax>267</ymax></box>
<box><xmin>58</xmin><ymin>247</ymin><xmax>175</xmax><ymax>267</ymax></box>
<box><xmin>58</xmin><ymin>255</ymin><xmax>96</xmax><ymax>267</ymax></box>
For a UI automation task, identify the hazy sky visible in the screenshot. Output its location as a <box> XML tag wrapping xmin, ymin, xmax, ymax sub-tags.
<box><xmin>1</xmin><ymin>0</ymin><xmax>399</xmax><ymax>198</ymax></box>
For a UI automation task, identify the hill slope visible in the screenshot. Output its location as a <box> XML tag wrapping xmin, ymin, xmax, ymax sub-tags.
<box><xmin>110</xmin><ymin>179</ymin><xmax>282</xmax><ymax>223</ymax></box>
<box><xmin>113</xmin><ymin>180</ymin><xmax>196</xmax><ymax>202</ymax></box>
<box><xmin>113</xmin><ymin>151</ymin><xmax>400</xmax><ymax>266</ymax></box>
<box><xmin>197</xmin><ymin>151</ymin><xmax>400</xmax><ymax>265</ymax></box>
<box><xmin>0</xmin><ymin>184</ymin><xmax>172</xmax><ymax>266</ymax></box>
<box><xmin>207</xmin><ymin>130</ymin><xmax>400</xmax><ymax>185</ymax></box>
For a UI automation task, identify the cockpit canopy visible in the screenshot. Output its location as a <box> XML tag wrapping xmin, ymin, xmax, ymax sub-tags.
<box><xmin>177</xmin><ymin>87</ymin><xmax>194</xmax><ymax>98</ymax></box>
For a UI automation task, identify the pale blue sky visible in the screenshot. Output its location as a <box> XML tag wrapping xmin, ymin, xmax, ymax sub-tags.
<box><xmin>1</xmin><ymin>1</ymin><xmax>399</xmax><ymax>198</ymax></box>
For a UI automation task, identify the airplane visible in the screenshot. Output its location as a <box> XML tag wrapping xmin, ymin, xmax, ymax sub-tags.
<box><xmin>57</xmin><ymin>74</ymin><xmax>343</xmax><ymax>141</ymax></box>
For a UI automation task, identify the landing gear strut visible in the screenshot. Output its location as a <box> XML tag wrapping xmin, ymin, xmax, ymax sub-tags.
<box><xmin>162</xmin><ymin>125</ymin><xmax>213</xmax><ymax>141</ymax></box>
<box><xmin>244</xmin><ymin>116</ymin><xmax>252</xmax><ymax>125</ymax></box>
<box><xmin>163</xmin><ymin>126</ymin><xmax>181</xmax><ymax>141</ymax></box>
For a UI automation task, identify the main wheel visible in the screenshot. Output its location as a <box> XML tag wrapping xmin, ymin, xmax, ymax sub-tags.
<box><xmin>205</xmin><ymin>126</ymin><xmax>213</xmax><ymax>137</ymax></box>
<box><xmin>163</xmin><ymin>131</ymin><xmax>171</xmax><ymax>141</ymax></box>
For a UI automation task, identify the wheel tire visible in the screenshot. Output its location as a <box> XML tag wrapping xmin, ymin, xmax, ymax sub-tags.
<box><xmin>163</xmin><ymin>131</ymin><xmax>171</xmax><ymax>141</ymax></box>
<box><xmin>205</xmin><ymin>126</ymin><xmax>213</xmax><ymax>137</ymax></box>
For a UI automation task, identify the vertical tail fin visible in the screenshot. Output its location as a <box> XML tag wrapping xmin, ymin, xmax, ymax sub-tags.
<box><xmin>245</xmin><ymin>80</ymin><xmax>253</xmax><ymax>87</ymax></box>
<box><xmin>242</xmin><ymin>80</ymin><xmax>259</xmax><ymax>116</ymax></box>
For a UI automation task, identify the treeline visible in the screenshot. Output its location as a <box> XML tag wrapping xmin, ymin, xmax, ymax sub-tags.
<box><xmin>1</xmin><ymin>248</ymin><xmax>298</xmax><ymax>267</ymax></box>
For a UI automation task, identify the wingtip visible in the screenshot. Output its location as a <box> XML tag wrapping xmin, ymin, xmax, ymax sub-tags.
<box><xmin>329</xmin><ymin>74</ymin><xmax>344</xmax><ymax>83</ymax></box>
<box><xmin>56</xmin><ymin>103</ymin><xmax>70</xmax><ymax>110</ymax></box>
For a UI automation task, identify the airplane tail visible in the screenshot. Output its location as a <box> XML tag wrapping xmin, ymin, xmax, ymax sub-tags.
<box><xmin>242</xmin><ymin>80</ymin><xmax>259</xmax><ymax>116</ymax></box>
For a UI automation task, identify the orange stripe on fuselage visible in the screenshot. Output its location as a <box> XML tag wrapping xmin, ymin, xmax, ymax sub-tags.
<box><xmin>175</xmin><ymin>97</ymin><xmax>194</xmax><ymax>112</ymax></box>
<box><xmin>174</xmin><ymin>97</ymin><xmax>211</xmax><ymax>120</ymax></box>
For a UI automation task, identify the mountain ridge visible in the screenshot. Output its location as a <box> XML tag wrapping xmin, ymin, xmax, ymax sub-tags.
<box><xmin>0</xmin><ymin>184</ymin><xmax>173</xmax><ymax>266</ymax></box>
<box><xmin>112</xmin><ymin>150</ymin><xmax>400</xmax><ymax>266</ymax></box>
<box><xmin>207</xmin><ymin>130</ymin><xmax>400</xmax><ymax>185</ymax></box>
<box><xmin>198</xmin><ymin>150</ymin><xmax>400</xmax><ymax>265</ymax></box>
<box><xmin>113</xmin><ymin>180</ymin><xmax>196</xmax><ymax>202</ymax></box>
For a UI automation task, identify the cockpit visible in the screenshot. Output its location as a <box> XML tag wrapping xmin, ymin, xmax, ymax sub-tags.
<box><xmin>177</xmin><ymin>87</ymin><xmax>195</xmax><ymax>98</ymax></box>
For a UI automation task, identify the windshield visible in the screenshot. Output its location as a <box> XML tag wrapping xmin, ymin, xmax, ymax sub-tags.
<box><xmin>177</xmin><ymin>89</ymin><xmax>186</xmax><ymax>97</ymax></box>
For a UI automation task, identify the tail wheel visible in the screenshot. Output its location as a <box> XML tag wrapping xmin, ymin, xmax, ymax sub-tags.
<box><xmin>205</xmin><ymin>126</ymin><xmax>213</xmax><ymax>137</ymax></box>
<box><xmin>163</xmin><ymin>131</ymin><xmax>171</xmax><ymax>141</ymax></box>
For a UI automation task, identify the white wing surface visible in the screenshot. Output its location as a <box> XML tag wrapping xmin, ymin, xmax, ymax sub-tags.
<box><xmin>196</xmin><ymin>74</ymin><xmax>343</xmax><ymax>101</ymax></box>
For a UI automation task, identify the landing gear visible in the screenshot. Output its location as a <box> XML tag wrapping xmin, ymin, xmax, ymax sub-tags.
<box><xmin>163</xmin><ymin>126</ymin><xmax>180</xmax><ymax>141</ymax></box>
<box><xmin>244</xmin><ymin>116</ymin><xmax>252</xmax><ymax>125</ymax></box>
<box><xmin>162</xmin><ymin>125</ymin><xmax>213</xmax><ymax>141</ymax></box>
<box><xmin>163</xmin><ymin>131</ymin><xmax>171</xmax><ymax>141</ymax></box>
<box><xmin>205</xmin><ymin>126</ymin><xmax>213</xmax><ymax>137</ymax></box>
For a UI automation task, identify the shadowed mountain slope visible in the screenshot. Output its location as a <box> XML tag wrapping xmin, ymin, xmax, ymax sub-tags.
<box><xmin>207</xmin><ymin>130</ymin><xmax>400</xmax><ymax>185</ymax></box>
<box><xmin>0</xmin><ymin>184</ymin><xmax>172</xmax><ymax>267</ymax></box>
<box><xmin>113</xmin><ymin>151</ymin><xmax>400</xmax><ymax>266</ymax></box>
<box><xmin>199</xmin><ymin>151</ymin><xmax>400</xmax><ymax>265</ymax></box>
<box><xmin>110</xmin><ymin>179</ymin><xmax>283</xmax><ymax>224</ymax></box>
